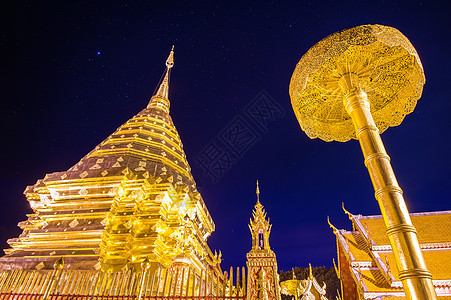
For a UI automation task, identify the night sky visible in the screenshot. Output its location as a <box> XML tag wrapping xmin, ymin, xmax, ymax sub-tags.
<box><xmin>2</xmin><ymin>1</ymin><xmax>450</xmax><ymax>272</ymax></box>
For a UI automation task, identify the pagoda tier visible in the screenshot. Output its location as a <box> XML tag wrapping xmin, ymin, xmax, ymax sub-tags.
<box><xmin>0</xmin><ymin>48</ymin><xmax>219</xmax><ymax>275</ymax></box>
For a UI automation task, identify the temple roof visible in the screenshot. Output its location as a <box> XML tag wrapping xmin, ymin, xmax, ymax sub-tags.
<box><xmin>332</xmin><ymin>209</ymin><xmax>451</xmax><ymax>298</ymax></box>
<box><xmin>354</xmin><ymin>211</ymin><xmax>451</xmax><ymax>245</ymax></box>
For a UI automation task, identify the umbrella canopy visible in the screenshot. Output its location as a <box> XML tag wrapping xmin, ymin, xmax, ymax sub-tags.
<box><xmin>289</xmin><ymin>24</ymin><xmax>425</xmax><ymax>142</ymax></box>
<box><xmin>280</xmin><ymin>279</ymin><xmax>302</xmax><ymax>297</ymax></box>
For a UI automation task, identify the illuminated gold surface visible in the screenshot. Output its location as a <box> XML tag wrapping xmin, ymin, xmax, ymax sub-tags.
<box><xmin>249</xmin><ymin>181</ymin><xmax>271</xmax><ymax>252</ymax></box>
<box><xmin>289</xmin><ymin>24</ymin><xmax>424</xmax><ymax>142</ymax></box>
<box><xmin>280</xmin><ymin>267</ymin><xmax>328</xmax><ymax>300</ymax></box>
<box><xmin>0</xmin><ymin>265</ymin><xmax>247</xmax><ymax>297</ymax></box>
<box><xmin>280</xmin><ymin>270</ymin><xmax>301</xmax><ymax>300</ymax></box>
<box><xmin>358</xmin><ymin>212</ymin><xmax>451</xmax><ymax>245</ymax></box>
<box><xmin>0</xmin><ymin>48</ymin><xmax>231</xmax><ymax>296</ymax></box>
<box><xmin>290</xmin><ymin>25</ymin><xmax>436</xmax><ymax>299</ymax></box>
<box><xmin>332</xmin><ymin>210</ymin><xmax>451</xmax><ymax>299</ymax></box>
<box><xmin>246</xmin><ymin>182</ymin><xmax>281</xmax><ymax>300</ymax></box>
<box><xmin>280</xmin><ymin>279</ymin><xmax>301</xmax><ymax>299</ymax></box>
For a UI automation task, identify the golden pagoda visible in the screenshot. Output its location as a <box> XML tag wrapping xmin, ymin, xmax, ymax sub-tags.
<box><xmin>0</xmin><ymin>48</ymin><xmax>230</xmax><ymax>298</ymax></box>
<box><xmin>246</xmin><ymin>181</ymin><xmax>281</xmax><ymax>300</ymax></box>
<box><xmin>330</xmin><ymin>207</ymin><xmax>451</xmax><ymax>299</ymax></box>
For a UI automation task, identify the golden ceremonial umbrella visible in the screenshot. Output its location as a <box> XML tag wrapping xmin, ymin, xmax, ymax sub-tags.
<box><xmin>289</xmin><ymin>25</ymin><xmax>436</xmax><ymax>299</ymax></box>
<box><xmin>280</xmin><ymin>271</ymin><xmax>301</xmax><ymax>300</ymax></box>
<box><xmin>290</xmin><ymin>24</ymin><xmax>424</xmax><ymax>142</ymax></box>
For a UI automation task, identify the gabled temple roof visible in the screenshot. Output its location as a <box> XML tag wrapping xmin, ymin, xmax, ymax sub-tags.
<box><xmin>331</xmin><ymin>208</ymin><xmax>451</xmax><ymax>298</ymax></box>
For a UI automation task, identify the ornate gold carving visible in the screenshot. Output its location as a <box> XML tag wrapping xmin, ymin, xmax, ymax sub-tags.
<box><xmin>290</xmin><ymin>24</ymin><xmax>424</xmax><ymax>142</ymax></box>
<box><xmin>69</xmin><ymin>218</ymin><xmax>79</xmax><ymax>228</ymax></box>
<box><xmin>247</xmin><ymin>182</ymin><xmax>280</xmax><ymax>300</ymax></box>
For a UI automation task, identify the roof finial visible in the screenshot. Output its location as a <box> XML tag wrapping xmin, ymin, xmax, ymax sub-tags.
<box><xmin>342</xmin><ymin>202</ymin><xmax>353</xmax><ymax>220</ymax></box>
<box><xmin>147</xmin><ymin>46</ymin><xmax>175</xmax><ymax>112</ymax></box>
<box><xmin>327</xmin><ymin>216</ymin><xmax>338</xmax><ymax>234</ymax></box>
<box><xmin>256</xmin><ymin>180</ymin><xmax>260</xmax><ymax>203</ymax></box>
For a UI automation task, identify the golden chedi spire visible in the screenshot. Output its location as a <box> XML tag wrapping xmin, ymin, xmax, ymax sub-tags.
<box><xmin>148</xmin><ymin>46</ymin><xmax>174</xmax><ymax>113</ymax></box>
<box><xmin>0</xmin><ymin>47</ymin><xmax>217</xmax><ymax>275</ymax></box>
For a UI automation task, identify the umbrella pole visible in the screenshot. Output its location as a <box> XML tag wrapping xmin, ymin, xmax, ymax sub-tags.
<box><xmin>343</xmin><ymin>88</ymin><xmax>437</xmax><ymax>300</ymax></box>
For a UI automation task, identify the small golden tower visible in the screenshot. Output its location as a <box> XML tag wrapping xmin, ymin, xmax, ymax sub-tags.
<box><xmin>246</xmin><ymin>181</ymin><xmax>281</xmax><ymax>300</ymax></box>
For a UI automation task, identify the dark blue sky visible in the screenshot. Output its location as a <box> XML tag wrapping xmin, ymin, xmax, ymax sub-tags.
<box><xmin>2</xmin><ymin>1</ymin><xmax>450</xmax><ymax>272</ymax></box>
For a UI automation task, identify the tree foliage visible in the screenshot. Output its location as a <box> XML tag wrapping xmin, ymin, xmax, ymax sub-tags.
<box><xmin>279</xmin><ymin>266</ymin><xmax>340</xmax><ymax>300</ymax></box>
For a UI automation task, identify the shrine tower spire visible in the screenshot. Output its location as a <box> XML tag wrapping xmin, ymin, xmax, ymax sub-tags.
<box><xmin>249</xmin><ymin>181</ymin><xmax>271</xmax><ymax>251</ymax></box>
<box><xmin>256</xmin><ymin>180</ymin><xmax>260</xmax><ymax>203</ymax></box>
<box><xmin>147</xmin><ymin>45</ymin><xmax>174</xmax><ymax>113</ymax></box>
<box><xmin>246</xmin><ymin>182</ymin><xmax>281</xmax><ymax>300</ymax></box>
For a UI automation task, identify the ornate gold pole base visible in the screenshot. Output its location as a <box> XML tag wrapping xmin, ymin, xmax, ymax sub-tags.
<box><xmin>343</xmin><ymin>88</ymin><xmax>437</xmax><ymax>300</ymax></box>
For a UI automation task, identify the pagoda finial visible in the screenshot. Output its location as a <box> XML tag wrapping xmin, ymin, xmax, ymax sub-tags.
<box><xmin>327</xmin><ymin>216</ymin><xmax>338</xmax><ymax>235</ymax></box>
<box><xmin>255</xmin><ymin>180</ymin><xmax>260</xmax><ymax>201</ymax></box>
<box><xmin>342</xmin><ymin>202</ymin><xmax>354</xmax><ymax>220</ymax></box>
<box><xmin>147</xmin><ymin>46</ymin><xmax>175</xmax><ymax>112</ymax></box>
<box><xmin>256</xmin><ymin>180</ymin><xmax>260</xmax><ymax>203</ymax></box>
<box><xmin>166</xmin><ymin>45</ymin><xmax>175</xmax><ymax>68</ymax></box>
